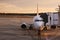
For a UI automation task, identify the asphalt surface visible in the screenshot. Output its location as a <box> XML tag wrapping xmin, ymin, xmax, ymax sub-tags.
<box><xmin>0</xmin><ymin>17</ymin><xmax>60</xmax><ymax>40</ymax></box>
<box><xmin>0</xmin><ymin>25</ymin><xmax>60</xmax><ymax>40</ymax></box>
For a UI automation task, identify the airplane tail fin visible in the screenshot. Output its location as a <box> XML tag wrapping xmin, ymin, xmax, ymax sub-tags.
<box><xmin>37</xmin><ymin>3</ymin><xmax>39</xmax><ymax>16</ymax></box>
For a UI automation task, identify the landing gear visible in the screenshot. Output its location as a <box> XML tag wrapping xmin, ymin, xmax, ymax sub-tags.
<box><xmin>38</xmin><ymin>30</ymin><xmax>41</xmax><ymax>40</ymax></box>
<box><xmin>29</xmin><ymin>24</ymin><xmax>33</xmax><ymax>30</ymax></box>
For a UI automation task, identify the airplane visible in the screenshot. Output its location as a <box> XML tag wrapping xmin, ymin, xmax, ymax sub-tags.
<box><xmin>20</xmin><ymin>4</ymin><xmax>47</xmax><ymax>31</ymax></box>
<box><xmin>33</xmin><ymin>4</ymin><xmax>44</xmax><ymax>30</ymax></box>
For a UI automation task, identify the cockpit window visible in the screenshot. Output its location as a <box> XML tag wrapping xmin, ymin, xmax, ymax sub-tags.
<box><xmin>35</xmin><ymin>20</ymin><xmax>43</xmax><ymax>22</ymax></box>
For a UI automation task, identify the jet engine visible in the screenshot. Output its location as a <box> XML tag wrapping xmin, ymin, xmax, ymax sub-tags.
<box><xmin>20</xmin><ymin>23</ymin><xmax>27</xmax><ymax>30</ymax></box>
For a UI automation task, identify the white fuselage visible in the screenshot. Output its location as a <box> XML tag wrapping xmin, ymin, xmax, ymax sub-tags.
<box><xmin>33</xmin><ymin>15</ymin><xmax>44</xmax><ymax>30</ymax></box>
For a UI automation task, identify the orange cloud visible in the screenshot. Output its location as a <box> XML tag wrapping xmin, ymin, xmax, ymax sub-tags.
<box><xmin>0</xmin><ymin>3</ymin><xmax>57</xmax><ymax>13</ymax></box>
<box><xmin>0</xmin><ymin>3</ymin><xmax>22</xmax><ymax>13</ymax></box>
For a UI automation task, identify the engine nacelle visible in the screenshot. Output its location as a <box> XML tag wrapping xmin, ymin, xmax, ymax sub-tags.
<box><xmin>20</xmin><ymin>23</ymin><xmax>27</xmax><ymax>29</ymax></box>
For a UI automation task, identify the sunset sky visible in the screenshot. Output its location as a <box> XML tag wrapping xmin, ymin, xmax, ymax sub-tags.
<box><xmin>0</xmin><ymin>0</ymin><xmax>60</xmax><ymax>13</ymax></box>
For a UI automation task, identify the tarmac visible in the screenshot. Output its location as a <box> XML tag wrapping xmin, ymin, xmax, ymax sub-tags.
<box><xmin>0</xmin><ymin>17</ymin><xmax>60</xmax><ymax>40</ymax></box>
<box><xmin>0</xmin><ymin>25</ymin><xmax>60</xmax><ymax>40</ymax></box>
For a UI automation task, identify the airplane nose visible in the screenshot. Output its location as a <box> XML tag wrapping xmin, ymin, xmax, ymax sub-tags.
<box><xmin>33</xmin><ymin>15</ymin><xmax>44</xmax><ymax>30</ymax></box>
<box><xmin>34</xmin><ymin>21</ymin><xmax>44</xmax><ymax>30</ymax></box>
